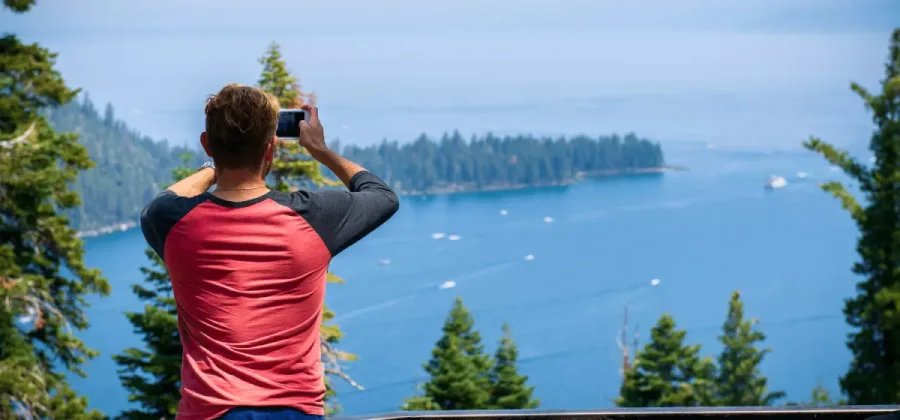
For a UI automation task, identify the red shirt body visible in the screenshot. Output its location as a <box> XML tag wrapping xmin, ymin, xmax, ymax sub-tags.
<box><xmin>140</xmin><ymin>172</ymin><xmax>399</xmax><ymax>420</ymax></box>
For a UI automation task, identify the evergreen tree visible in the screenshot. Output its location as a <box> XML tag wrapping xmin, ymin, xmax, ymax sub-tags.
<box><xmin>804</xmin><ymin>29</ymin><xmax>900</xmax><ymax>404</ymax></box>
<box><xmin>257</xmin><ymin>42</ymin><xmax>328</xmax><ymax>190</ymax></box>
<box><xmin>258</xmin><ymin>42</ymin><xmax>355</xmax><ymax>414</ymax></box>
<box><xmin>616</xmin><ymin>314</ymin><xmax>715</xmax><ymax>407</ymax></box>
<box><xmin>805</xmin><ymin>381</ymin><xmax>835</xmax><ymax>407</ymax></box>
<box><xmin>786</xmin><ymin>380</ymin><xmax>840</xmax><ymax>407</ymax></box>
<box><xmin>488</xmin><ymin>323</ymin><xmax>539</xmax><ymax>409</ymax></box>
<box><xmin>404</xmin><ymin>297</ymin><xmax>492</xmax><ymax>410</ymax></box>
<box><xmin>103</xmin><ymin>103</ymin><xmax>115</xmax><ymax>127</ymax></box>
<box><xmin>113</xmin><ymin>155</ymin><xmax>193</xmax><ymax>419</ymax></box>
<box><xmin>0</xmin><ymin>0</ymin><xmax>109</xmax><ymax>417</ymax></box>
<box><xmin>713</xmin><ymin>291</ymin><xmax>784</xmax><ymax>406</ymax></box>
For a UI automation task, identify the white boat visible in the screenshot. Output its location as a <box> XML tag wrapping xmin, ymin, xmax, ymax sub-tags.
<box><xmin>543</xmin><ymin>216</ymin><xmax>554</xmax><ymax>223</ymax></box>
<box><xmin>499</xmin><ymin>209</ymin><xmax>508</xmax><ymax>216</ymax></box>
<box><xmin>765</xmin><ymin>175</ymin><xmax>787</xmax><ymax>189</ymax></box>
<box><xmin>448</xmin><ymin>234</ymin><xmax>461</xmax><ymax>241</ymax></box>
<box><xmin>431</xmin><ymin>232</ymin><xmax>445</xmax><ymax>240</ymax></box>
<box><xmin>439</xmin><ymin>280</ymin><xmax>456</xmax><ymax>289</ymax></box>
<box><xmin>524</xmin><ymin>254</ymin><xmax>535</xmax><ymax>261</ymax></box>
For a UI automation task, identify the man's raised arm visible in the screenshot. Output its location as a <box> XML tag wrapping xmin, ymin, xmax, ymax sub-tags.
<box><xmin>166</xmin><ymin>165</ymin><xmax>216</xmax><ymax>197</ymax></box>
<box><xmin>297</xmin><ymin>104</ymin><xmax>400</xmax><ymax>256</ymax></box>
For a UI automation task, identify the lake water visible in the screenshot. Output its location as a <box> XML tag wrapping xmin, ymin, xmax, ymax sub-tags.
<box><xmin>70</xmin><ymin>143</ymin><xmax>864</xmax><ymax>416</ymax></box>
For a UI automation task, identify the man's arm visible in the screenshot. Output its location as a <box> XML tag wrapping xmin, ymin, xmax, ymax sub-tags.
<box><xmin>298</xmin><ymin>104</ymin><xmax>365</xmax><ymax>188</ymax></box>
<box><xmin>166</xmin><ymin>166</ymin><xmax>216</xmax><ymax>197</ymax></box>
<box><xmin>304</xmin><ymin>170</ymin><xmax>399</xmax><ymax>256</ymax></box>
<box><xmin>310</xmin><ymin>148</ymin><xmax>365</xmax><ymax>188</ymax></box>
<box><xmin>296</xmin><ymin>104</ymin><xmax>399</xmax><ymax>256</ymax></box>
<box><xmin>142</xmin><ymin>165</ymin><xmax>213</xmax><ymax>258</ymax></box>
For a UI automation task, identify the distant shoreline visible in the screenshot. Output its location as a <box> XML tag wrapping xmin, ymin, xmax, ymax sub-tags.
<box><xmin>76</xmin><ymin>166</ymin><xmax>684</xmax><ymax>239</ymax></box>
<box><xmin>396</xmin><ymin>165</ymin><xmax>685</xmax><ymax>196</ymax></box>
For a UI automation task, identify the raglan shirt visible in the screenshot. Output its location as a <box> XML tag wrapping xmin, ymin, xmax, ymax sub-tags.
<box><xmin>140</xmin><ymin>171</ymin><xmax>399</xmax><ymax>420</ymax></box>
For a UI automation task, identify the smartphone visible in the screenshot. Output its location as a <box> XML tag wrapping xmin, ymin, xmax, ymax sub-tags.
<box><xmin>276</xmin><ymin>109</ymin><xmax>308</xmax><ymax>140</ymax></box>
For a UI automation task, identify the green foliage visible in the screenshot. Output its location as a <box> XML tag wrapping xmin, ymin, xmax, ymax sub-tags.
<box><xmin>258</xmin><ymin>42</ymin><xmax>331</xmax><ymax>192</ymax></box>
<box><xmin>0</xmin><ymin>13</ymin><xmax>109</xmax><ymax>418</ymax></box>
<box><xmin>402</xmin><ymin>394</ymin><xmax>442</xmax><ymax>411</ymax></box>
<box><xmin>258</xmin><ymin>42</ymin><xmax>300</xmax><ymax>109</ymax></box>
<box><xmin>258</xmin><ymin>42</ymin><xmax>352</xmax><ymax>414</ymax></box>
<box><xmin>713</xmin><ymin>291</ymin><xmax>784</xmax><ymax>406</ymax></box>
<box><xmin>113</xmin><ymin>155</ymin><xmax>193</xmax><ymax>419</ymax></box>
<box><xmin>785</xmin><ymin>380</ymin><xmax>841</xmax><ymax>407</ymax></box>
<box><xmin>404</xmin><ymin>297</ymin><xmax>492</xmax><ymax>410</ymax></box>
<box><xmin>338</xmin><ymin>132</ymin><xmax>665</xmax><ymax>193</ymax></box>
<box><xmin>3</xmin><ymin>0</ymin><xmax>34</xmax><ymax>13</ymax></box>
<box><xmin>488</xmin><ymin>324</ymin><xmax>539</xmax><ymax>409</ymax></box>
<box><xmin>808</xmin><ymin>382</ymin><xmax>834</xmax><ymax>407</ymax></box>
<box><xmin>804</xmin><ymin>29</ymin><xmax>900</xmax><ymax>404</ymax></box>
<box><xmin>616</xmin><ymin>314</ymin><xmax>716</xmax><ymax>407</ymax></box>
<box><xmin>46</xmin><ymin>96</ymin><xmax>205</xmax><ymax>231</ymax></box>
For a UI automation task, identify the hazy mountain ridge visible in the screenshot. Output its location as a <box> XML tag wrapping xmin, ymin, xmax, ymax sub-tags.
<box><xmin>47</xmin><ymin>95</ymin><xmax>205</xmax><ymax>232</ymax></box>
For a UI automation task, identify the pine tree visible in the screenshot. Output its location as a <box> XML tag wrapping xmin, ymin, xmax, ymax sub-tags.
<box><xmin>616</xmin><ymin>314</ymin><xmax>715</xmax><ymax>407</ymax></box>
<box><xmin>0</xmin><ymin>1</ymin><xmax>109</xmax><ymax>417</ymax></box>
<box><xmin>404</xmin><ymin>297</ymin><xmax>492</xmax><ymax>410</ymax></box>
<box><xmin>713</xmin><ymin>291</ymin><xmax>784</xmax><ymax>406</ymax></box>
<box><xmin>257</xmin><ymin>42</ymin><xmax>329</xmax><ymax>191</ymax></box>
<box><xmin>786</xmin><ymin>380</ymin><xmax>840</xmax><ymax>407</ymax></box>
<box><xmin>113</xmin><ymin>155</ymin><xmax>193</xmax><ymax>419</ymax></box>
<box><xmin>258</xmin><ymin>42</ymin><xmax>356</xmax><ymax>414</ymax></box>
<box><xmin>488</xmin><ymin>323</ymin><xmax>539</xmax><ymax>409</ymax></box>
<box><xmin>804</xmin><ymin>29</ymin><xmax>900</xmax><ymax>404</ymax></box>
<box><xmin>808</xmin><ymin>381</ymin><xmax>835</xmax><ymax>407</ymax></box>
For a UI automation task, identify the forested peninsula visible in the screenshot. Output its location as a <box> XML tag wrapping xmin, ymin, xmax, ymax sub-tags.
<box><xmin>336</xmin><ymin>132</ymin><xmax>666</xmax><ymax>195</ymax></box>
<box><xmin>49</xmin><ymin>96</ymin><xmax>667</xmax><ymax>233</ymax></box>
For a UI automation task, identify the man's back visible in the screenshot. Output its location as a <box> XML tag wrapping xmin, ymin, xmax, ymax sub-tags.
<box><xmin>141</xmin><ymin>172</ymin><xmax>399</xmax><ymax>419</ymax></box>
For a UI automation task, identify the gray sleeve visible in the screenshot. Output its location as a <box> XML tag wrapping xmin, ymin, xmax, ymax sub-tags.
<box><xmin>140</xmin><ymin>190</ymin><xmax>181</xmax><ymax>260</ymax></box>
<box><xmin>139</xmin><ymin>190</ymin><xmax>203</xmax><ymax>260</ymax></box>
<box><xmin>302</xmin><ymin>171</ymin><xmax>400</xmax><ymax>256</ymax></box>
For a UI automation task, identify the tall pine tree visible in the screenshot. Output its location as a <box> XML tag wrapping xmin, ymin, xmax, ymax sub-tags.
<box><xmin>804</xmin><ymin>29</ymin><xmax>900</xmax><ymax>404</ymax></box>
<box><xmin>713</xmin><ymin>291</ymin><xmax>784</xmax><ymax>406</ymax></box>
<box><xmin>616</xmin><ymin>314</ymin><xmax>715</xmax><ymax>407</ymax></box>
<box><xmin>113</xmin><ymin>155</ymin><xmax>194</xmax><ymax>419</ymax></box>
<box><xmin>404</xmin><ymin>297</ymin><xmax>492</xmax><ymax>410</ymax></box>
<box><xmin>258</xmin><ymin>42</ymin><xmax>358</xmax><ymax>414</ymax></box>
<box><xmin>0</xmin><ymin>0</ymin><xmax>109</xmax><ymax>417</ymax></box>
<box><xmin>488</xmin><ymin>323</ymin><xmax>539</xmax><ymax>409</ymax></box>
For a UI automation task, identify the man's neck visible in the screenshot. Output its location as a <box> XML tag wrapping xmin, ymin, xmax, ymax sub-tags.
<box><xmin>212</xmin><ymin>168</ymin><xmax>270</xmax><ymax>201</ymax></box>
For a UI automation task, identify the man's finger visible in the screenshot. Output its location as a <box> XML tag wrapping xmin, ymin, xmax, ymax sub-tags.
<box><xmin>300</xmin><ymin>104</ymin><xmax>319</xmax><ymax>124</ymax></box>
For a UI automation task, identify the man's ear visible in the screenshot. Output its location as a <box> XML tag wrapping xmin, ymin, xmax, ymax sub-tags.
<box><xmin>266</xmin><ymin>136</ymin><xmax>277</xmax><ymax>161</ymax></box>
<box><xmin>200</xmin><ymin>132</ymin><xmax>212</xmax><ymax>157</ymax></box>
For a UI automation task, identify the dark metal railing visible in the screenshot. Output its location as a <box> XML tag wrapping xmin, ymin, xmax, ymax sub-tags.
<box><xmin>334</xmin><ymin>406</ymin><xmax>899</xmax><ymax>420</ymax></box>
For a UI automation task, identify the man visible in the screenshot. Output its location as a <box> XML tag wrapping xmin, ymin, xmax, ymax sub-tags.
<box><xmin>140</xmin><ymin>83</ymin><xmax>399</xmax><ymax>420</ymax></box>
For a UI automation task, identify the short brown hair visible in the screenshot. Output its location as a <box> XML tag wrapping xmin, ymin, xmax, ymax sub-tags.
<box><xmin>204</xmin><ymin>83</ymin><xmax>280</xmax><ymax>169</ymax></box>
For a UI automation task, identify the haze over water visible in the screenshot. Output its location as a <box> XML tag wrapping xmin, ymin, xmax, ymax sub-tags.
<box><xmin>4</xmin><ymin>0</ymin><xmax>897</xmax><ymax>150</ymax></box>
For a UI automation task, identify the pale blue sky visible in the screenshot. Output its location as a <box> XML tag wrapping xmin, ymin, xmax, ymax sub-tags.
<box><xmin>2</xmin><ymin>0</ymin><xmax>898</xmax><ymax>148</ymax></box>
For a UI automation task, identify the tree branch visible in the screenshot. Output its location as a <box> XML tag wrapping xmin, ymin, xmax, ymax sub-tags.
<box><xmin>0</xmin><ymin>122</ymin><xmax>37</xmax><ymax>149</ymax></box>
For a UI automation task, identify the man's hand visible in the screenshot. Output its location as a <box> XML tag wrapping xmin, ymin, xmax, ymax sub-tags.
<box><xmin>296</xmin><ymin>104</ymin><xmax>368</xmax><ymax>187</ymax></box>
<box><xmin>298</xmin><ymin>104</ymin><xmax>329</xmax><ymax>158</ymax></box>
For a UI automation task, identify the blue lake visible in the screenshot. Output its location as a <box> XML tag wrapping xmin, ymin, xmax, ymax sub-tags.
<box><xmin>72</xmin><ymin>143</ymin><xmax>862</xmax><ymax>416</ymax></box>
